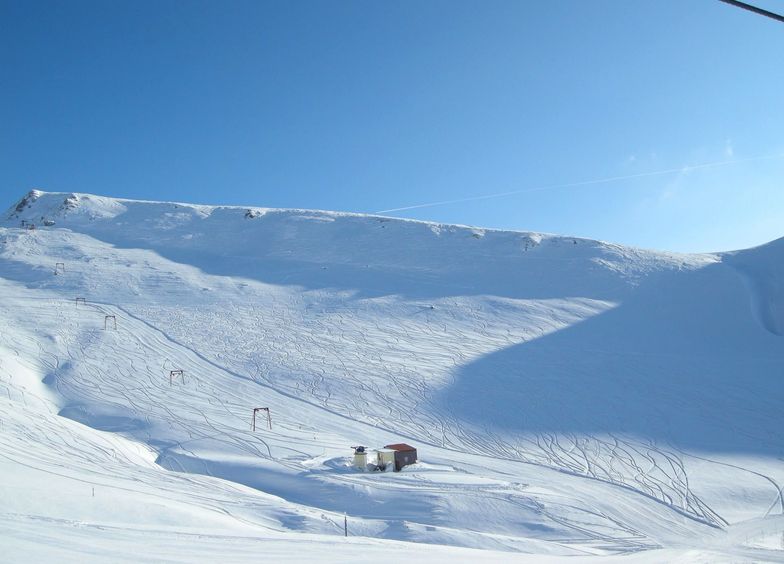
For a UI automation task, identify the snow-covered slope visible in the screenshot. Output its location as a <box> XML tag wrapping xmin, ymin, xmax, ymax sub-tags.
<box><xmin>1</xmin><ymin>190</ymin><xmax>782</xmax><ymax>562</ymax></box>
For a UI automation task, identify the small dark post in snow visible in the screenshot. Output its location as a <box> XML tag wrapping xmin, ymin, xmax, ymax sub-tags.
<box><xmin>92</xmin><ymin>487</ymin><xmax>94</xmax><ymax>497</ymax></box>
<box><xmin>344</xmin><ymin>513</ymin><xmax>347</xmax><ymax>537</ymax></box>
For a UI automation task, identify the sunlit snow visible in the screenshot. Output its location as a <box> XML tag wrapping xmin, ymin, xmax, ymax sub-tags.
<box><xmin>1</xmin><ymin>190</ymin><xmax>782</xmax><ymax>562</ymax></box>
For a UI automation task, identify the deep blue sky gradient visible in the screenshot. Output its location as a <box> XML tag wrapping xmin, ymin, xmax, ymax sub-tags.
<box><xmin>1</xmin><ymin>0</ymin><xmax>783</xmax><ymax>252</ymax></box>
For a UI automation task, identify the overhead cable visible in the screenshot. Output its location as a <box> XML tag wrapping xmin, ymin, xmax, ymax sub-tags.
<box><xmin>718</xmin><ymin>0</ymin><xmax>784</xmax><ymax>24</ymax></box>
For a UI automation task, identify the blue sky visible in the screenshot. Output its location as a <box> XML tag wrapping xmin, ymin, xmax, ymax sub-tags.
<box><xmin>1</xmin><ymin>0</ymin><xmax>782</xmax><ymax>252</ymax></box>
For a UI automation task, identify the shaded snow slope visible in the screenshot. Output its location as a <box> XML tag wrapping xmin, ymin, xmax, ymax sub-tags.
<box><xmin>1</xmin><ymin>190</ymin><xmax>783</xmax><ymax>561</ymax></box>
<box><xmin>724</xmin><ymin>236</ymin><xmax>784</xmax><ymax>336</ymax></box>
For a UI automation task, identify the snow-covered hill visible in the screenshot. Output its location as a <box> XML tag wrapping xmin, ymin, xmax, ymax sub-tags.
<box><xmin>1</xmin><ymin>190</ymin><xmax>782</xmax><ymax>562</ymax></box>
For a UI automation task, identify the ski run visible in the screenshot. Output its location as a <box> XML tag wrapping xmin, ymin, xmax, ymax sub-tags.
<box><xmin>1</xmin><ymin>190</ymin><xmax>783</xmax><ymax>562</ymax></box>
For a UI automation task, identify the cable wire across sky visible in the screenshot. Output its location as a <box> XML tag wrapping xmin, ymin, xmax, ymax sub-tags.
<box><xmin>717</xmin><ymin>0</ymin><xmax>784</xmax><ymax>24</ymax></box>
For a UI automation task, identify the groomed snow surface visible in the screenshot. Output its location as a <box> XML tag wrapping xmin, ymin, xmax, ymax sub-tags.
<box><xmin>1</xmin><ymin>190</ymin><xmax>783</xmax><ymax>562</ymax></box>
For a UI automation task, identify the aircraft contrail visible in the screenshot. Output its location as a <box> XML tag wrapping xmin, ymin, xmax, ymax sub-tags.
<box><xmin>374</xmin><ymin>153</ymin><xmax>784</xmax><ymax>214</ymax></box>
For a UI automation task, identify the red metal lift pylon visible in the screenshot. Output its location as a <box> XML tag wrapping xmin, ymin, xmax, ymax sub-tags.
<box><xmin>252</xmin><ymin>407</ymin><xmax>271</xmax><ymax>431</ymax></box>
<box><xmin>169</xmin><ymin>369</ymin><xmax>184</xmax><ymax>386</ymax></box>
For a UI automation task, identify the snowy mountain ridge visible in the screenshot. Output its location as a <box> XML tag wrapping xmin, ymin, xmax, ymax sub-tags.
<box><xmin>4</xmin><ymin>190</ymin><xmax>718</xmax><ymax>292</ymax></box>
<box><xmin>1</xmin><ymin>189</ymin><xmax>783</xmax><ymax>562</ymax></box>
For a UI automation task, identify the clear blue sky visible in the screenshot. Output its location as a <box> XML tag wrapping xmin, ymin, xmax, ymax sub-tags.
<box><xmin>1</xmin><ymin>0</ymin><xmax>783</xmax><ymax>252</ymax></box>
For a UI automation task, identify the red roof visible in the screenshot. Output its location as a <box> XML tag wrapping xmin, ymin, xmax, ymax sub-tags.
<box><xmin>384</xmin><ymin>443</ymin><xmax>416</xmax><ymax>452</ymax></box>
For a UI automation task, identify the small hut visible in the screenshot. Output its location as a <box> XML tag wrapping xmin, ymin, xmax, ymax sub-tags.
<box><xmin>376</xmin><ymin>448</ymin><xmax>396</xmax><ymax>470</ymax></box>
<box><xmin>383</xmin><ymin>443</ymin><xmax>418</xmax><ymax>471</ymax></box>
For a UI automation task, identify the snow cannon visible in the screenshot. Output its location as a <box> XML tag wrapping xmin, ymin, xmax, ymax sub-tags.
<box><xmin>352</xmin><ymin>446</ymin><xmax>368</xmax><ymax>469</ymax></box>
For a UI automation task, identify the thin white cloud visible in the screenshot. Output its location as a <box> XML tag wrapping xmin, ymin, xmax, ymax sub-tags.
<box><xmin>374</xmin><ymin>152</ymin><xmax>784</xmax><ymax>215</ymax></box>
